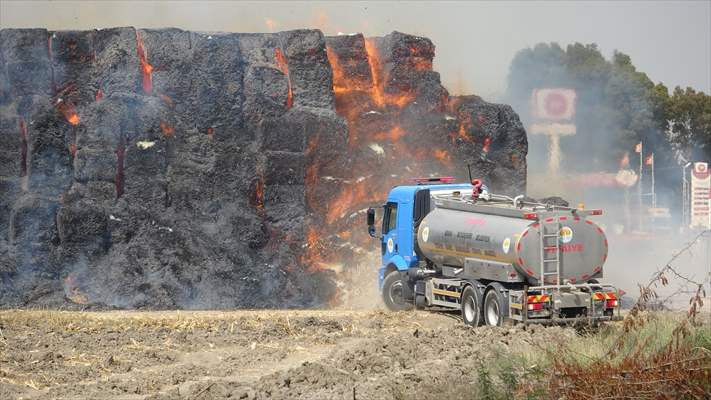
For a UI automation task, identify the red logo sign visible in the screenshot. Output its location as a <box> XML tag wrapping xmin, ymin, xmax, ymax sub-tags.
<box><xmin>465</xmin><ymin>218</ymin><xmax>486</xmax><ymax>226</ymax></box>
<box><xmin>693</xmin><ymin>162</ymin><xmax>709</xmax><ymax>179</ymax></box>
<box><xmin>545</xmin><ymin>243</ymin><xmax>584</xmax><ymax>253</ymax></box>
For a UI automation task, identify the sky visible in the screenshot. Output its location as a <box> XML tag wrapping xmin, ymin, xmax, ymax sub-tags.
<box><xmin>1</xmin><ymin>0</ymin><xmax>709</xmax><ymax>101</ymax></box>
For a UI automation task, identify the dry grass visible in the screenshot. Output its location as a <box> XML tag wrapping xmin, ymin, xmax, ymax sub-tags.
<box><xmin>468</xmin><ymin>313</ymin><xmax>711</xmax><ymax>400</ymax></box>
<box><xmin>539</xmin><ymin>314</ymin><xmax>711</xmax><ymax>399</ymax></box>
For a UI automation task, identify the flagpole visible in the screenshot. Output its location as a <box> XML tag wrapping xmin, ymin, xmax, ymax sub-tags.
<box><xmin>651</xmin><ymin>153</ymin><xmax>656</xmax><ymax>209</ymax></box>
<box><xmin>638</xmin><ymin>142</ymin><xmax>643</xmax><ymax>231</ymax></box>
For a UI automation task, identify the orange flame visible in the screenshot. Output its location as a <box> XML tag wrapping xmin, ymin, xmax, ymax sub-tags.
<box><xmin>482</xmin><ymin>136</ymin><xmax>491</xmax><ymax>154</ymax></box>
<box><xmin>326</xmin><ymin>46</ymin><xmax>370</xmax><ymax>96</ymax></box>
<box><xmin>309</xmin><ymin>35</ymin><xmax>452</xmax><ymax>283</ymax></box>
<box><xmin>136</xmin><ymin>32</ymin><xmax>153</xmax><ymax>94</ymax></box>
<box><xmin>326</xmin><ymin>179</ymin><xmax>382</xmax><ymax>224</ymax></box>
<box><xmin>160</xmin><ymin>121</ymin><xmax>174</xmax><ymax>137</ymax></box>
<box><xmin>409</xmin><ymin>46</ymin><xmax>433</xmax><ymax>71</ymax></box>
<box><xmin>456</xmin><ymin>113</ymin><xmax>473</xmax><ymax>142</ymax></box>
<box><xmin>374</xmin><ymin>125</ymin><xmax>406</xmax><ymax>142</ymax></box>
<box><xmin>363</xmin><ymin>39</ymin><xmax>386</xmax><ymax>108</ymax></box>
<box><xmin>56</xmin><ymin>99</ymin><xmax>80</xmax><ymax>125</ymax></box>
<box><xmin>251</xmin><ymin>177</ymin><xmax>265</xmax><ymax>210</ymax></box>
<box><xmin>301</xmin><ymin>226</ymin><xmax>326</xmax><ymax>272</ymax></box>
<box><xmin>433</xmin><ymin>148</ymin><xmax>452</xmax><ymax>168</ymax></box>
<box><xmin>274</xmin><ymin>48</ymin><xmax>293</xmax><ymax>109</ymax></box>
<box><xmin>364</xmin><ymin>39</ymin><xmax>415</xmax><ymax>108</ymax></box>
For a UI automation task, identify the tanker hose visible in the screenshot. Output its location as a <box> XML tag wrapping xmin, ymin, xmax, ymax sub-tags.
<box><xmin>513</xmin><ymin>195</ymin><xmax>524</xmax><ymax>208</ymax></box>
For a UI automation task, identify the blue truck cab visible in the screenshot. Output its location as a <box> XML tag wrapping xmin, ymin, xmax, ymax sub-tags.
<box><xmin>369</xmin><ymin>179</ymin><xmax>473</xmax><ymax>290</ymax></box>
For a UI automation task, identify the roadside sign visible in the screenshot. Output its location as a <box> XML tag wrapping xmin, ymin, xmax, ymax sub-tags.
<box><xmin>690</xmin><ymin>162</ymin><xmax>710</xmax><ymax>229</ymax></box>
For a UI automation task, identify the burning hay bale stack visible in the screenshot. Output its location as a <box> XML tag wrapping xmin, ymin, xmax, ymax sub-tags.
<box><xmin>0</xmin><ymin>27</ymin><xmax>526</xmax><ymax>309</ymax></box>
<box><xmin>318</xmin><ymin>32</ymin><xmax>528</xmax><ymax>277</ymax></box>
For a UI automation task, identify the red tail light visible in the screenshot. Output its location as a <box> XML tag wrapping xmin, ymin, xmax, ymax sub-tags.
<box><xmin>605</xmin><ymin>299</ymin><xmax>619</xmax><ymax>308</ymax></box>
<box><xmin>527</xmin><ymin>303</ymin><xmax>545</xmax><ymax>311</ymax></box>
<box><xmin>589</xmin><ymin>209</ymin><xmax>603</xmax><ymax>216</ymax></box>
<box><xmin>523</xmin><ymin>213</ymin><xmax>538</xmax><ymax>220</ymax></box>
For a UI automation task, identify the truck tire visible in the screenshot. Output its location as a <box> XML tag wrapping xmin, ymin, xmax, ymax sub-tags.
<box><xmin>460</xmin><ymin>285</ymin><xmax>483</xmax><ymax>326</ymax></box>
<box><xmin>382</xmin><ymin>270</ymin><xmax>413</xmax><ymax>311</ymax></box>
<box><xmin>483</xmin><ymin>283</ymin><xmax>508</xmax><ymax>326</ymax></box>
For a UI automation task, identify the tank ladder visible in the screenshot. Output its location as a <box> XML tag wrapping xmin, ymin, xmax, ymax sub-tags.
<box><xmin>538</xmin><ymin>219</ymin><xmax>561</xmax><ymax>290</ymax></box>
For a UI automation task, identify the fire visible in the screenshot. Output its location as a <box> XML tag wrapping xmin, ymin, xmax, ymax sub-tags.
<box><xmin>136</xmin><ymin>31</ymin><xmax>153</xmax><ymax>94</ymax></box>
<box><xmin>326</xmin><ymin>46</ymin><xmax>369</xmax><ymax>96</ymax></box>
<box><xmin>433</xmin><ymin>148</ymin><xmax>452</xmax><ymax>167</ymax></box>
<box><xmin>250</xmin><ymin>177</ymin><xmax>264</xmax><ymax>210</ymax></box>
<box><xmin>363</xmin><ymin>39</ymin><xmax>415</xmax><ymax>108</ymax></box>
<box><xmin>456</xmin><ymin>113</ymin><xmax>474</xmax><ymax>142</ymax></box>
<box><xmin>374</xmin><ymin>126</ymin><xmax>406</xmax><ymax>142</ymax></box>
<box><xmin>19</xmin><ymin>117</ymin><xmax>27</xmax><ymax>177</ymax></box>
<box><xmin>56</xmin><ymin>98</ymin><xmax>80</xmax><ymax>125</ymax></box>
<box><xmin>363</xmin><ymin>39</ymin><xmax>386</xmax><ymax>108</ymax></box>
<box><xmin>326</xmin><ymin>179</ymin><xmax>382</xmax><ymax>224</ymax></box>
<box><xmin>409</xmin><ymin>46</ymin><xmax>433</xmax><ymax>71</ymax></box>
<box><xmin>309</xmin><ymin>34</ymin><xmax>466</xmax><ymax>288</ymax></box>
<box><xmin>482</xmin><ymin>136</ymin><xmax>491</xmax><ymax>154</ymax></box>
<box><xmin>301</xmin><ymin>226</ymin><xmax>326</xmax><ymax>272</ymax></box>
<box><xmin>160</xmin><ymin>121</ymin><xmax>174</xmax><ymax>137</ymax></box>
<box><xmin>274</xmin><ymin>48</ymin><xmax>293</xmax><ymax>109</ymax></box>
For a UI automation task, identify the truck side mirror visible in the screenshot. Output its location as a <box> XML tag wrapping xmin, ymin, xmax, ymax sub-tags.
<box><xmin>367</xmin><ymin>208</ymin><xmax>376</xmax><ymax>237</ymax></box>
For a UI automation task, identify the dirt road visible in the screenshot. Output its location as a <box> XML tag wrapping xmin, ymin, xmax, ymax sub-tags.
<box><xmin>0</xmin><ymin>309</ymin><xmax>574</xmax><ymax>399</ymax></box>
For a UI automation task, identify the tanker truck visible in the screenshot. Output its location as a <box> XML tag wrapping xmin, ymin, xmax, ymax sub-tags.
<box><xmin>366</xmin><ymin>177</ymin><xmax>621</xmax><ymax>326</ymax></box>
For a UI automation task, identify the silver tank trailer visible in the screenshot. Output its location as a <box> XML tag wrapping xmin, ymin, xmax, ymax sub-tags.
<box><xmin>417</xmin><ymin>207</ymin><xmax>608</xmax><ymax>285</ymax></box>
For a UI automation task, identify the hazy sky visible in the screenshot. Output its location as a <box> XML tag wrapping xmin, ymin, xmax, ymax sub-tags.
<box><xmin>1</xmin><ymin>1</ymin><xmax>709</xmax><ymax>101</ymax></box>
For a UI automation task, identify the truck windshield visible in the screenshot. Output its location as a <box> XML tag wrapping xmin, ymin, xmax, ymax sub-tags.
<box><xmin>383</xmin><ymin>202</ymin><xmax>398</xmax><ymax>234</ymax></box>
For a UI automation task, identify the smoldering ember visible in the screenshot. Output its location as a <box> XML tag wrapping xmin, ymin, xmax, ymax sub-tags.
<box><xmin>0</xmin><ymin>28</ymin><xmax>526</xmax><ymax>309</ymax></box>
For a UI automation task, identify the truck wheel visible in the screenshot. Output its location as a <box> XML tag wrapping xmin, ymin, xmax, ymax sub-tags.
<box><xmin>483</xmin><ymin>283</ymin><xmax>508</xmax><ymax>327</ymax></box>
<box><xmin>382</xmin><ymin>270</ymin><xmax>413</xmax><ymax>311</ymax></box>
<box><xmin>460</xmin><ymin>285</ymin><xmax>483</xmax><ymax>326</ymax></box>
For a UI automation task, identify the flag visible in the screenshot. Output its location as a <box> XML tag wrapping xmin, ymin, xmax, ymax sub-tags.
<box><xmin>634</xmin><ymin>142</ymin><xmax>642</xmax><ymax>153</ymax></box>
<box><xmin>645</xmin><ymin>153</ymin><xmax>654</xmax><ymax>166</ymax></box>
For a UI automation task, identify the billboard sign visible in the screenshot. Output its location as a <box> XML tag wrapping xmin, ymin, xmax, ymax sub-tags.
<box><xmin>530</xmin><ymin>88</ymin><xmax>577</xmax><ymax>174</ymax></box>
<box><xmin>531</xmin><ymin>88</ymin><xmax>577</xmax><ymax>121</ymax></box>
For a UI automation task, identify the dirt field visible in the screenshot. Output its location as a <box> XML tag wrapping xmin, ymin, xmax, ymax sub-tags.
<box><xmin>0</xmin><ymin>309</ymin><xmax>579</xmax><ymax>400</ymax></box>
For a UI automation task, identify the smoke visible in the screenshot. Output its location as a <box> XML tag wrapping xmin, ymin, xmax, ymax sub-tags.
<box><xmin>506</xmin><ymin>43</ymin><xmax>710</xmax><ymax>308</ymax></box>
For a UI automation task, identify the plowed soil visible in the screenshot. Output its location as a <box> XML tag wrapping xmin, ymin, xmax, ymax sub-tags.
<box><xmin>0</xmin><ymin>309</ymin><xmax>575</xmax><ymax>399</ymax></box>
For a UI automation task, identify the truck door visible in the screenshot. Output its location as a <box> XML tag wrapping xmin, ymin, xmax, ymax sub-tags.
<box><xmin>382</xmin><ymin>202</ymin><xmax>398</xmax><ymax>260</ymax></box>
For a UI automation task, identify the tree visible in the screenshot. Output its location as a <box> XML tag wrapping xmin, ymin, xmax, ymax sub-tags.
<box><xmin>667</xmin><ymin>87</ymin><xmax>711</xmax><ymax>159</ymax></box>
